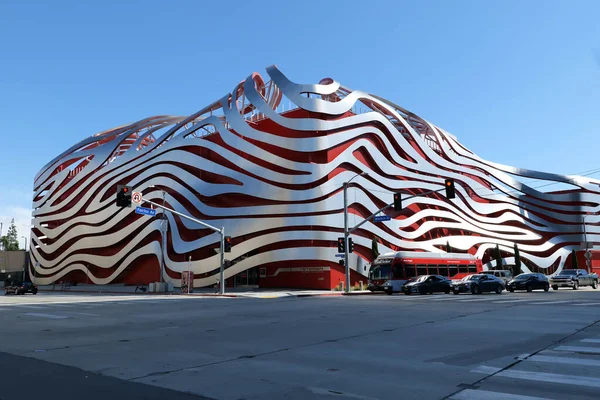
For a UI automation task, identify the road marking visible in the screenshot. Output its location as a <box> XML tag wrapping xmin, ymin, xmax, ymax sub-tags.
<box><xmin>16</xmin><ymin>305</ymin><xmax>46</xmax><ymax>309</ymax></box>
<box><xmin>458</xmin><ymin>298</ymin><xmax>497</xmax><ymax>302</ymax></box>
<box><xmin>65</xmin><ymin>311</ymin><xmax>101</xmax><ymax>316</ymax></box>
<box><xmin>581</xmin><ymin>338</ymin><xmax>600</xmax><ymax>344</ymax></box>
<box><xmin>572</xmin><ymin>302</ymin><xmax>600</xmax><ymax>306</ymax></box>
<box><xmin>451</xmin><ymin>389</ymin><xmax>550</xmax><ymax>400</ymax></box>
<box><xmin>528</xmin><ymin>354</ymin><xmax>600</xmax><ymax>367</ymax></box>
<box><xmin>528</xmin><ymin>300</ymin><xmax>571</xmax><ymax>305</ymax></box>
<box><xmin>470</xmin><ymin>365</ymin><xmax>502</xmax><ymax>374</ymax></box>
<box><xmin>496</xmin><ymin>369</ymin><xmax>600</xmax><ymax>388</ymax></box>
<box><xmin>491</xmin><ymin>299</ymin><xmax>531</xmax><ymax>304</ymax></box>
<box><xmin>554</xmin><ymin>345</ymin><xmax>600</xmax><ymax>354</ymax></box>
<box><xmin>24</xmin><ymin>313</ymin><xmax>69</xmax><ymax>319</ymax></box>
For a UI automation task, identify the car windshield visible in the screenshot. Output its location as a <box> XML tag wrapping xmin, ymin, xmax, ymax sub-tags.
<box><xmin>461</xmin><ymin>275</ymin><xmax>479</xmax><ymax>281</ymax></box>
<box><xmin>514</xmin><ymin>274</ymin><xmax>533</xmax><ymax>280</ymax></box>
<box><xmin>560</xmin><ymin>270</ymin><xmax>577</xmax><ymax>275</ymax></box>
<box><xmin>415</xmin><ymin>276</ymin><xmax>429</xmax><ymax>283</ymax></box>
<box><xmin>369</xmin><ymin>263</ymin><xmax>391</xmax><ymax>280</ymax></box>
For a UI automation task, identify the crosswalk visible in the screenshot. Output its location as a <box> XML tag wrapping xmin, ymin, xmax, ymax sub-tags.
<box><xmin>449</xmin><ymin>334</ymin><xmax>600</xmax><ymax>399</ymax></box>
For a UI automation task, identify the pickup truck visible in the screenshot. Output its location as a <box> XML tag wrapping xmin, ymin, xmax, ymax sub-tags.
<box><xmin>550</xmin><ymin>269</ymin><xmax>598</xmax><ymax>290</ymax></box>
<box><xmin>4</xmin><ymin>281</ymin><xmax>38</xmax><ymax>295</ymax></box>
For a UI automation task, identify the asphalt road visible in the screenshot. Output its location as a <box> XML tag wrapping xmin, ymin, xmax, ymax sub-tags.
<box><xmin>1</xmin><ymin>289</ymin><xmax>600</xmax><ymax>400</ymax></box>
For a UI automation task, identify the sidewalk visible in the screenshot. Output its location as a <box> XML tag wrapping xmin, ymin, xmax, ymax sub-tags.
<box><xmin>36</xmin><ymin>284</ymin><xmax>377</xmax><ymax>298</ymax></box>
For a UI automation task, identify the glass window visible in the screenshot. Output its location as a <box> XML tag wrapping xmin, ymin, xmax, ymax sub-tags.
<box><xmin>438</xmin><ymin>265</ymin><xmax>448</xmax><ymax>277</ymax></box>
<box><xmin>405</xmin><ymin>265</ymin><xmax>416</xmax><ymax>278</ymax></box>
<box><xmin>459</xmin><ymin>265</ymin><xmax>468</xmax><ymax>273</ymax></box>
<box><xmin>392</xmin><ymin>265</ymin><xmax>404</xmax><ymax>279</ymax></box>
<box><xmin>417</xmin><ymin>264</ymin><xmax>427</xmax><ymax>276</ymax></box>
<box><xmin>448</xmin><ymin>265</ymin><xmax>458</xmax><ymax>277</ymax></box>
<box><xmin>427</xmin><ymin>265</ymin><xmax>438</xmax><ymax>275</ymax></box>
<box><xmin>369</xmin><ymin>263</ymin><xmax>391</xmax><ymax>280</ymax></box>
<box><xmin>468</xmin><ymin>265</ymin><xmax>477</xmax><ymax>273</ymax></box>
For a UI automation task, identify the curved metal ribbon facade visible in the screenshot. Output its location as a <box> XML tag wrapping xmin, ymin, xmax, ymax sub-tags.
<box><xmin>30</xmin><ymin>66</ymin><xmax>600</xmax><ymax>286</ymax></box>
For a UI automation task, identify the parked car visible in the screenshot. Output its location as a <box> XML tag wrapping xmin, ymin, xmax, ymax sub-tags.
<box><xmin>484</xmin><ymin>269</ymin><xmax>513</xmax><ymax>285</ymax></box>
<box><xmin>401</xmin><ymin>275</ymin><xmax>452</xmax><ymax>295</ymax></box>
<box><xmin>550</xmin><ymin>269</ymin><xmax>599</xmax><ymax>290</ymax></box>
<box><xmin>452</xmin><ymin>274</ymin><xmax>505</xmax><ymax>295</ymax></box>
<box><xmin>506</xmin><ymin>273</ymin><xmax>549</xmax><ymax>292</ymax></box>
<box><xmin>4</xmin><ymin>281</ymin><xmax>38</xmax><ymax>295</ymax></box>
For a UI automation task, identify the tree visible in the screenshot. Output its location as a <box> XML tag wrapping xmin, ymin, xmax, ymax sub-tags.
<box><xmin>371</xmin><ymin>237</ymin><xmax>379</xmax><ymax>260</ymax></box>
<box><xmin>513</xmin><ymin>243</ymin><xmax>521</xmax><ymax>276</ymax></box>
<box><xmin>1</xmin><ymin>219</ymin><xmax>19</xmax><ymax>251</ymax></box>
<box><xmin>446</xmin><ymin>241</ymin><xmax>452</xmax><ymax>253</ymax></box>
<box><xmin>495</xmin><ymin>244</ymin><xmax>502</xmax><ymax>270</ymax></box>
<box><xmin>571</xmin><ymin>249</ymin><xmax>579</xmax><ymax>269</ymax></box>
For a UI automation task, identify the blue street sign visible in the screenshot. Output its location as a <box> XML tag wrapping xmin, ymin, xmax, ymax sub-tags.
<box><xmin>135</xmin><ymin>206</ymin><xmax>156</xmax><ymax>216</ymax></box>
<box><xmin>335</xmin><ymin>254</ymin><xmax>345</xmax><ymax>258</ymax></box>
<box><xmin>374</xmin><ymin>215</ymin><xmax>391</xmax><ymax>222</ymax></box>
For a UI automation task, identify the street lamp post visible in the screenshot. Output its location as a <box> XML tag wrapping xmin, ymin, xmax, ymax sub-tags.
<box><xmin>343</xmin><ymin>172</ymin><xmax>368</xmax><ymax>293</ymax></box>
<box><xmin>21</xmin><ymin>236</ymin><xmax>27</xmax><ymax>282</ymax></box>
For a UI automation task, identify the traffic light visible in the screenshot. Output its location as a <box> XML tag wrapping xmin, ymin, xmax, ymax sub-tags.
<box><xmin>445</xmin><ymin>178</ymin><xmax>456</xmax><ymax>199</ymax></box>
<box><xmin>348</xmin><ymin>237</ymin><xmax>354</xmax><ymax>253</ymax></box>
<box><xmin>339</xmin><ymin>259</ymin><xmax>345</xmax><ymax>266</ymax></box>
<box><xmin>224</xmin><ymin>236</ymin><xmax>232</xmax><ymax>252</ymax></box>
<box><xmin>337</xmin><ymin>237</ymin><xmax>345</xmax><ymax>253</ymax></box>
<box><xmin>393</xmin><ymin>192</ymin><xmax>402</xmax><ymax>211</ymax></box>
<box><xmin>116</xmin><ymin>185</ymin><xmax>132</xmax><ymax>208</ymax></box>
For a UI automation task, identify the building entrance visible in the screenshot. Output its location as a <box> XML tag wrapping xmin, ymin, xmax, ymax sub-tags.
<box><xmin>233</xmin><ymin>266</ymin><xmax>259</xmax><ymax>288</ymax></box>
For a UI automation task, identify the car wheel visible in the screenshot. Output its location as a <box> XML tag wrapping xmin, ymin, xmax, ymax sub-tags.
<box><xmin>592</xmin><ymin>281</ymin><xmax>598</xmax><ymax>290</ymax></box>
<box><xmin>552</xmin><ymin>285</ymin><xmax>558</xmax><ymax>290</ymax></box>
<box><xmin>527</xmin><ymin>284</ymin><xmax>533</xmax><ymax>293</ymax></box>
<box><xmin>495</xmin><ymin>285</ymin><xmax>503</xmax><ymax>294</ymax></box>
<box><xmin>543</xmin><ymin>283</ymin><xmax>549</xmax><ymax>292</ymax></box>
<box><xmin>445</xmin><ymin>289</ymin><xmax>450</xmax><ymax>294</ymax></box>
<box><xmin>419</xmin><ymin>287</ymin><xmax>427</xmax><ymax>295</ymax></box>
<box><xmin>453</xmin><ymin>290</ymin><xmax>459</xmax><ymax>295</ymax></box>
<box><xmin>471</xmin><ymin>285</ymin><xmax>480</xmax><ymax>295</ymax></box>
<box><xmin>404</xmin><ymin>291</ymin><xmax>410</xmax><ymax>296</ymax></box>
<box><xmin>509</xmin><ymin>288</ymin><xmax>515</xmax><ymax>292</ymax></box>
<box><xmin>385</xmin><ymin>290</ymin><xmax>393</xmax><ymax>295</ymax></box>
<box><xmin>573</xmin><ymin>281</ymin><xmax>579</xmax><ymax>290</ymax></box>
<box><xmin>32</xmin><ymin>290</ymin><xmax>38</xmax><ymax>295</ymax></box>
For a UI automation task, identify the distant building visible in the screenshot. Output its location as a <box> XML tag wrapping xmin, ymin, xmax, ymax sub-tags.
<box><xmin>30</xmin><ymin>66</ymin><xmax>600</xmax><ymax>289</ymax></box>
<box><xmin>0</xmin><ymin>250</ymin><xmax>27</xmax><ymax>284</ymax></box>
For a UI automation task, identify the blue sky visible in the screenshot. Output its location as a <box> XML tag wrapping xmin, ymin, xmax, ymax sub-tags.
<box><xmin>1</xmin><ymin>0</ymin><xmax>599</xmax><ymax>244</ymax></box>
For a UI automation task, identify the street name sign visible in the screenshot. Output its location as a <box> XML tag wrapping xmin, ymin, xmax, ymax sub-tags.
<box><xmin>374</xmin><ymin>215</ymin><xmax>391</xmax><ymax>222</ymax></box>
<box><xmin>135</xmin><ymin>206</ymin><xmax>156</xmax><ymax>216</ymax></box>
<box><xmin>335</xmin><ymin>254</ymin><xmax>345</xmax><ymax>258</ymax></box>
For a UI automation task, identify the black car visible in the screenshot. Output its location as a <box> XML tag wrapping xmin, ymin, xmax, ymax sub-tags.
<box><xmin>402</xmin><ymin>275</ymin><xmax>452</xmax><ymax>295</ymax></box>
<box><xmin>5</xmin><ymin>281</ymin><xmax>38</xmax><ymax>295</ymax></box>
<box><xmin>452</xmin><ymin>274</ymin><xmax>504</xmax><ymax>295</ymax></box>
<box><xmin>506</xmin><ymin>273</ymin><xmax>549</xmax><ymax>292</ymax></box>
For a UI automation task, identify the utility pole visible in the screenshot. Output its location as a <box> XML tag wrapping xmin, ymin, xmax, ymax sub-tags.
<box><xmin>343</xmin><ymin>172</ymin><xmax>368</xmax><ymax>293</ymax></box>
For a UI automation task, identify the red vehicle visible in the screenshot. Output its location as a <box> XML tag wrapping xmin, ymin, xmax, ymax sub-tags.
<box><xmin>367</xmin><ymin>251</ymin><xmax>483</xmax><ymax>294</ymax></box>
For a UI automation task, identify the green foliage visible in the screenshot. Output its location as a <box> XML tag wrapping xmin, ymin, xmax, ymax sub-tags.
<box><xmin>571</xmin><ymin>249</ymin><xmax>579</xmax><ymax>269</ymax></box>
<box><xmin>371</xmin><ymin>237</ymin><xmax>379</xmax><ymax>260</ymax></box>
<box><xmin>513</xmin><ymin>243</ymin><xmax>521</xmax><ymax>276</ymax></box>
<box><xmin>495</xmin><ymin>244</ymin><xmax>502</xmax><ymax>270</ymax></box>
<box><xmin>446</xmin><ymin>241</ymin><xmax>452</xmax><ymax>253</ymax></box>
<box><xmin>2</xmin><ymin>219</ymin><xmax>19</xmax><ymax>251</ymax></box>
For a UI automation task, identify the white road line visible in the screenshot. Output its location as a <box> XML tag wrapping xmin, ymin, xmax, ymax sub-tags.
<box><xmin>52</xmin><ymin>304</ymin><xmax>75</xmax><ymax>308</ymax></box>
<box><xmin>458</xmin><ymin>298</ymin><xmax>498</xmax><ymax>302</ymax></box>
<box><xmin>581</xmin><ymin>338</ymin><xmax>600</xmax><ymax>344</ymax></box>
<box><xmin>492</xmin><ymin>299</ymin><xmax>531</xmax><ymax>304</ymax></box>
<box><xmin>554</xmin><ymin>345</ymin><xmax>600</xmax><ymax>355</ymax></box>
<box><xmin>528</xmin><ymin>354</ymin><xmax>600</xmax><ymax>367</ymax></box>
<box><xmin>496</xmin><ymin>369</ymin><xmax>600</xmax><ymax>388</ymax></box>
<box><xmin>470</xmin><ymin>365</ymin><xmax>502</xmax><ymax>374</ymax></box>
<box><xmin>528</xmin><ymin>300</ymin><xmax>571</xmax><ymax>305</ymax></box>
<box><xmin>16</xmin><ymin>305</ymin><xmax>46</xmax><ymax>309</ymax></box>
<box><xmin>451</xmin><ymin>389</ymin><xmax>550</xmax><ymax>400</ymax></box>
<box><xmin>23</xmin><ymin>313</ymin><xmax>69</xmax><ymax>319</ymax></box>
<box><xmin>572</xmin><ymin>302</ymin><xmax>600</xmax><ymax>306</ymax></box>
<box><xmin>65</xmin><ymin>311</ymin><xmax>101</xmax><ymax>316</ymax></box>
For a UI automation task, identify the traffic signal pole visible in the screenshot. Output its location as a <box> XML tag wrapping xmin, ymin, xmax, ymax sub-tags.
<box><xmin>144</xmin><ymin>198</ymin><xmax>226</xmax><ymax>295</ymax></box>
<box><xmin>343</xmin><ymin>182</ymin><xmax>350</xmax><ymax>293</ymax></box>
